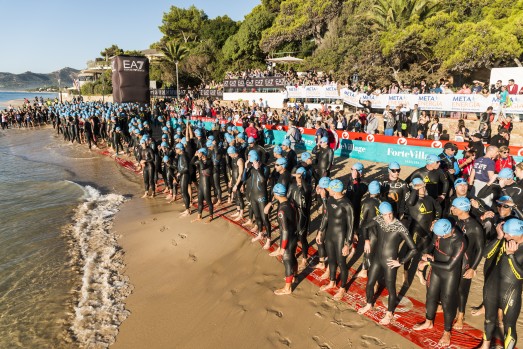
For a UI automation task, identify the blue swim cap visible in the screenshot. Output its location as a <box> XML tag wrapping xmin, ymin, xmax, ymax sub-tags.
<box><xmin>295</xmin><ymin>167</ymin><xmax>306</xmax><ymax>177</ymax></box>
<box><xmin>163</xmin><ymin>155</ymin><xmax>169</xmax><ymax>162</ymax></box>
<box><xmin>248</xmin><ymin>137</ymin><xmax>255</xmax><ymax>144</ymax></box>
<box><xmin>273</xmin><ymin>183</ymin><xmax>287</xmax><ymax>196</ymax></box>
<box><xmin>301</xmin><ymin>152</ymin><xmax>311</xmax><ymax>162</ymax></box>
<box><xmin>454</xmin><ymin>178</ymin><xmax>467</xmax><ymax>187</ymax></box>
<box><xmin>328</xmin><ymin>179</ymin><xmax>344</xmax><ymax>193</ymax></box>
<box><xmin>276</xmin><ymin>158</ymin><xmax>287</xmax><ymax>166</ymax></box>
<box><xmin>352</xmin><ymin>162</ymin><xmax>364</xmax><ymax>172</ymax></box>
<box><xmin>115</xmin><ymin>127</ymin><xmax>121</xmax><ymax>131</ymax></box>
<box><xmin>175</xmin><ymin>143</ymin><xmax>184</xmax><ymax>150</ymax></box>
<box><xmin>452</xmin><ymin>197</ymin><xmax>471</xmax><ymax>212</ymax></box>
<box><xmin>206</xmin><ymin>140</ymin><xmax>214</xmax><ymax>147</ymax></box>
<box><xmin>176</xmin><ymin>127</ymin><xmax>182</xmax><ymax>133</ymax></box>
<box><xmin>273</xmin><ymin>146</ymin><xmax>283</xmax><ymax>155</ymax></box>
<box><xmin>161</xmin><ymin>141</ymin><xmax>168</xmax><ymax>147</ymax></box>
<box><xmin>379</xmin><ymin>202</ymin><xmax>393</xmax><ymax>214</ymax></box>
<box><xmin>388</xmin><ymin>161</ymin><xmax>401</xmax><ymax>170</ymax></box>
<box><xmin>140</xmin><ymin>138</ymin><xmax>146</xmax><ymax>145</ymax></box>
<box><xmin>198</xmin><ymin>148</ymin><xmax>208</xmax><ymax>156</ymax></box>
<box><xmin>318</xmin><ymin>177</ymin><xmax>331</xmax><ymax>189</ymax></box>
<box><xmin>174</xmin><ymin>134</ymin><xmax>180</xmax><ymax>140</ymax></box>
<box><xmin>504</xmin><ymin>218</ymin><xmax>523</xmax><ymax>236</ymax></box>
<box><xmin>412</xmin><ymin>178</ymin><xmax>425</xmax><ymax>187</ymax></box>
<box><xmin>227</xmin><ymin>126</ymin><xmax>232</xmax><ymax>132</ymax></box>
<box><xmin>426</xmin><ymin>154</ymin><xmax>440</xmax><ymax>165</ymax></box>
<box><xmin>162</xmin><ymin>126</ymin><xmax>168</xmax><ymax>132</ymax></box>
<box><xmin>249</xmin><ymin>152</ymin><xmax>260</xmax><ymax>162</ymax></box>
<box><xmin>497</xmin><ymin>195</ymin><xmax>514</xmax><ymax>204</ymax></box>
<box><xmin>320</xmin><ymin>136</ymin><xmax>329</xmax><ymax>143</ymax></box>
<box><xmin>368</xmin><ymin>180</ymin><xmax>381</xmax><ymax>195</ymax></box>
<box><xmin>282</xmin><ymin>139</ymin><xmax>291</xmax><ymax>147</ymax></box>
<box><xmin>498</xmin><ymin>168</ymin><xmax>514</xmax><ymax>179</ymax></box>
<box><xmin>225</xmin><ymin>134</ymin><xmax>233</xmax><ymax>143</ymax></box>
<box><xmin>237</xmin><ymin>132</ymin><xmax>246</xmax><ymax>140</ymax></box>
<box><xmin>194</xmin><ymin>129</ymin><xmax>202</xmax><ymax>137</ymax></box>
<box><xmin>433</xmin><ymin>219</ymin><xmax>453</xmax><ymax>236</ymax></box>
<box><xmin>181</xmin><ymin>137</ymin><xmax>187</xmax><ymax>145</ymax></box>
<box><xmin>161</xmin><ymin>134</ymin><xmax>168</xmax><ymax>139</ymax></box>
<box><xmin>208</xmin><ymin>135</ymin><xmax>215</xmax><ymax>141</ymax></box>
<box><xmin>227</xmin><ymin>146</ymin><xmax>237</xmax><ymax>154</ymax></box>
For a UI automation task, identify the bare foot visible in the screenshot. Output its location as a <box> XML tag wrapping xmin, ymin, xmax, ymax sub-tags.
<box><xmin>250</xmin><ymin>225</ymin><xmax>259</xmax><ymax>234</ymax></box>
<box><xmin>215</xmin><ymin>200</ymin><xmax>222</xmax><ymax>207</ymax></box>
<box><xmin>357</xmin><ymin>269</ymin><xmax>368</xmax><ymax>279</ymax></box>
<box><xmin>263</xmin><ymin>239</ymin><xmax>271</xmax><ymax>250</ymax></box>
<box><xmin>314</xmin><ymin>262</ymin><xmax>326</xmax><ymax>270</ymax></box>
<box><xmin>141</xmin><ymin>193</ymin><xmax>148</xmax><ymax>198</ymax></box>
<box><xmin>230</xmin><ymin>211</ymin><xmax>239</xmax><ymax>218</ymax></box>
<box><xmin>205</xmin><ymin>217</ymin><xmax>213</xmax><ymax>224</ymax></box>
<box><xmin>274</xmin><ymin>288</ymin><xmax>292</xmax><ymax>296</ymax></box>
<box><xmin>165</xmin><ymin>194</ymin><xmax>172</xmax><ymax>200</ymax></box>
<box><xmin>298</xmin><ymin>258</ymin><xmax>307</xmax><ymax>272</ymax></box>
<box><xmin>478</xmin><ymin>340</ymin><xmax>491</xmax><ymax>349</ymax></box>
<box><xmin>438</xmin><ymin>331</ymin><xmax>451</xmax><ymax>347</ymax></box>
<box><xmin>471</xmin><ymin>305</ymin><xmax>485</xmax><ymax>317</ymax></box>
<box><xmin>379</xmin><ymin>312</ymin><xmax>394</xmax><ymax>325</ymax></box>
<box><xmin>453</xmin><ymin>313</ymin><xmax>464</xmax><ymax>330</ymax></box>
<box><xmin>179</xmin><ymin>210</ymin><xmax>190</xmax><ymax>217</ymax></box>
<box><xmin>320</xmin><ymin>268</ymin><xmax>330</xmax><ymax>280</ymax></box>
<box><xmin>269</xmin><ymin>248</ymin><xmax>282</xmax><ymax>257</ymax></box>
<box><xmin>251</xmin><ymin>234</ymin><xmax>263</xmax><ymax>243</ymax></box>
<box><xmin>244</xmin><ymin>219</ymin><xmax>253</xmax><ymax>227</ymax></box>
<box><xmin>333</xmin><ymin>288</ymin><xmax>345</xmax><ymax>301</ymax></box>
<box><xmin>358</xmin><ymin>303</ymin><xmax>372</xmax><ymax>315</ymax></box>
<box><xmin>191</xmin><ymin>216</ymin><xmax>202</xmax><ymax>223</ymax></box>
<box><xmin>167</xmin><ymin>198</ymin><xmax>175</xmax><ymax>204</ymax></box>
<box><xmin>319</xmin><ymin>282</ymin><xmax>335</xmax><ymax>292</ymax></box>
<box><xmin>233</xmin><ymin>214</ymin><xmax>243</xmax><ymax>222</ymax></box>
<box><xmin>413</xmin><ymin>320</ymin><xmax>433</xmax><ymax>331</ymax></box>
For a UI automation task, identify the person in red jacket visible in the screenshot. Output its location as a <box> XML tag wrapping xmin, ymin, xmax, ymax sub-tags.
<box><xmin>495</xmin><ymin>146</ymin><xmax>516</xmax><ymax>173</ymax></box>
<box><xmin>507</xmin><ymin>79</ymin><xmax>519</xmax><ymax>95</ymax></box>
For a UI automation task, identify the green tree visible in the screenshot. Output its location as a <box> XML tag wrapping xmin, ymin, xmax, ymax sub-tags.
<box><xmin>200</xmin><ymin>15</ymin><xmax>239</xmax><ymax>48</ymax></box>
<box><xmin>100</xmin><ymin>44</ymin><xmax>123</xmax><ymax>59</ymax></box>
<box><xmin>159</xmin><ymin>5</ymin><xmax>208</xmax><ymax>43</ymax></box>
<box><xmin>161</xmin><ymin>41</ymin><xmax>190</xmax><ymax>94</ymax></box>
<box><xmin>123</xmin><ymin>50</ymin><xmax>145</xmax><ymax>56</ymax></box>
<box><xmin>367</xmin><ymin>0</ymin><xmax>442</xmax><ymax>30</ymax></box>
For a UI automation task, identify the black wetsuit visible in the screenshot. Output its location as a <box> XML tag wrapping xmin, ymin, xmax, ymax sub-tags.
<box><xmin>319</xmin><ymin>196</ymin><xmax>355</xmax><ymax>289</ymax></box>
<box><xmin>362</xmin><ymin>216</ymin><xmax>417</xmax><ymax>311</ymax></box>
<box><xmin>192</xmin><ymin>157</ymin><xmax>214</xmax><ymax>216</ymax></box>
<box><xmin>84</xmin><ymin>120</ymin><xmax>95</xmax><ymax>150</ymax></box>
<box><xmin>231</xmin><ymin>156</ymin><xmax>245</xmax><ymax>210</ymax></box>
<box><xmin>359</xmin><ymin>196</ymin><xmax>381</xmax><ymax>271</ymax></box>
<box><xmin>210</xmin><ymin>147</ymin><xmax>223</xmax><ymax>201</ymax></box>
<box><xmin>483</xmin><ymin>238</ymin><xmax>523</xmax><ymax>348</ymax></box>
<box><xmin>312</xmin><ymin>145</ymin><xmax>334</xmax><ymax>180</ymax></box>
<box><xmin>316</xmin><ymin>192</ymin><xmax>329</xmax><ymax>261</ymax></box>
<box><xmin>277</xmin><ymin>200</ymin><xmax>298</xmax><ymax>283</ymax></box>
<box><xmin>285</xmin><ymin>149</ymin><xmax>298</xmax><ymax>171</ymax></box>
<box><xmin>141</xmin><ymin>146</ymin><xmax>156</xmax><ymax>193</ymax></box>
<box><xmin>345</xmin><ymin>176</ymin><xmax>368</xmax><ymax>229</ymax></box>
<box><xmin>424</xmin><ymin>231</ymin><xmax>466</xmax><ymax>332</ymax></box>
<box><xmin>407</xmin><ymin>166</ymin><xmax>450</xmax><ymax>201</ymax></box>
<box><xmin>406</xmin><ymin>189</ymin><xmax>442</xmax><ymax>254</ymax></box>
<box><xmin>288</xmin><ymin>181</ymin><xmax>312</xmax><ymax>259</ymax></box>
<box><xmin>381</xmin><ymin>178</ymin><xmax>409</xmax><ymax>219</ymax></box>
<box><xmin>245</xmin><ymin>164</ymin><xmax>271</xmax><ymax>237</ymax></box>
<box><xmin>164</xmin><ymin>158</ymin><xmax>176</xmax><ymax>194</ymax></box>
<box><xmin>455</xmin><ymin>217</ymin><xmax>484</xmax><ymax>313</ymax></box>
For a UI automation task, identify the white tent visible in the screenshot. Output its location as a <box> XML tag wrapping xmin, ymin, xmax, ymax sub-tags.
<box><xmin>266</xmin><ymin>56</ymin><xmax>304</xmax><ymax>64</ymax></box>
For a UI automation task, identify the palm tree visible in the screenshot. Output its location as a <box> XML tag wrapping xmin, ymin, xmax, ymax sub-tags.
<box><xmin>368</xmin><ymin>0</ymin><xmax>442</xmax><ymax>31</ymax></box>
<box><xmin>161</xmin><ymin>41</ymin><xmax>190</xmax><ymax>99</ymax></box>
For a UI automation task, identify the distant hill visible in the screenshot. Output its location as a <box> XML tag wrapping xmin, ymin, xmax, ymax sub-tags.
<box><xmin>0</xmin><ymin>67</ymin><xmax>80</xmax><ymax>90</ymax></box>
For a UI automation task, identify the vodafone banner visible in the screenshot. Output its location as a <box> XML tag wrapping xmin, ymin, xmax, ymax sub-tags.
<box><xmin>286</xmin><ymin>85</ymin><xmax>523</xmax><ymax>114</ymax></box>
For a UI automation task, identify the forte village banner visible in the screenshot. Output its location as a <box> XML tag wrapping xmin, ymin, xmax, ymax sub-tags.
<box><xmin>285</xmin><ymin>85</ymin><xmax>523</xmax><ymax>114</ymax></box>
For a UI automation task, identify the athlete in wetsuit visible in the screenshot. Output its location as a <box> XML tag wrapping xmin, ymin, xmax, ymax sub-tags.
<box><xmin>407</xmin><ymin>154</ymin><xmax>449</xmax><ymax>203</ymax></box>
<box><xmin>414</xmin><ymin>219</ymin><xmax>466</xmax><ymax>348</ymax></box>
<box><xmin>312</xmin><ymin>136</ymin><xmax>334</xmax><ymax>182</ymax></box>
<box><xmin>358</xmin><ymin>202</ymin><xmax>417</xmax><ymax>325</ymax></box>
<box><xmin>175</xmin><ymin>143</ymin><xmax>191</xmax><ymax>216</ymax></box>
<box><xmin>140</xmin><ymin>138</ymin><xmax>156</xmax><ymax>198</ymax></box>
<box><xmin>313</xmin><ymin>177</ymin><xmax>330</xmax><ymax>272</ymax></box>
<box><xmin>345</xmin><ymin>162</ymin><xmax>368</xmax><ymax>230</ymax></box>
<box><xmin>273</xmin><ymin>183</ymin><xmax>299</xmax><ymax>296</ymax></box>
<box><xmin>191</xmin><ymin>148</ymin><xmax>214</xmax><ymax>223</ymax></box>
<box><xmin>245</xmin><ymin>152</ymin><xmax>272</xmax><ymax>249</ymax></box>
<box><xmin>287</xmin><ymin>167</ymin><xmax>313</xmax><ymax>270</ymax></box>
<box><xmin>405</xmin><ymin>177</ymin><xmax>442</xmax><ymax>285</ymax></box>
<box><xmin>207</xmin><ymin>140</ymin><xmax>223</xmax><ymax>206</ymax></box>
<box><xmin>163</xmin><ymin>155</ymin><xmax>177</xmax><ymax>202</ymax></box>
<box><xmin>356</xmin><ymin>180</ymin><xmax>382</xmax><ymax>279</ymax></box>
<box><xmin>318</xmin><ymin>179</ymin><xmax>355</xmax><ymax>301</ymax></box>
<box><xmin>381</xmin><ymin>162</ymin><xmax>409</xmax><ymax>219</ymax></box>
<box><xmin>228</xmin><ymin>146</ymin><xmax>245</xmax><ymax>222</ymax></box>
<box><xmin>480</xmin><ymin>219</ymin><xmax>523</xmax><ymax>349</ymax></box>
<box><xmin>282</xmin><ymin>139</ymin><xmax>297</xmax><ymax>171</ymax></box>
<box><xmin>450</xmin><ymin>197</ymin><xmax>484</xmax><ymax>330</ymax></box>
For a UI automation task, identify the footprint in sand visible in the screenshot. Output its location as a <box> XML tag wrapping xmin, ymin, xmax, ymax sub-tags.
<box><xmin>188</xmin><ymin>253</ymin><xmax>197</xmax><ymax>262</ymax></box>
<box><xmin>153</xmin><ymin>217</ymin><xmax>157</xmax><ymax>221</ymax></box>
<box><xmin>330</xmin><ymin>319</ymin><xmax>366</xmax><ymax>329</ymax></box>
<box><xmin>314</xmin><ymin>312</ymin><xmax>324</xmax><ymax>318</ymax></box>
<box><xmin>160</xmin><ymin>226</ymin><xmax>167</xmax><ymax>232</ymax></box>
<box><xmin>230</xmin><ymin>289</ymin><xmax>239</xmax><ymax>296</ymax></box>
<box><xmin>275</xmin><ymin>331</ymin><xmax>291</xmax><ymax>347</ymax></box>
<box><xmin>312</xmin><ymin>336</ymin><xmax>332</xmax><ymax>349</ymax></box>
<box><xmin>171</xmin><ymin>239</ymin><xmax>177</xmax><ymax>246</ymax></box>
<box><xmin>178</xmin><ymin>233</ymin><xmax>187</xmax><ymax>239</ymax></box>
<box><xmin>267</xmin><ymin>308</ymin><xmax>283</xmax><ymax>318</ymax></box>
<box><xmin>360</xmin><ymin>335</ymin><xmax>384</xmax><ymax>347</ymax></box>
<box><xmin>140</xmin><ymin>221</ymin><xmax>146</xmax><ymax>225</ymax></box>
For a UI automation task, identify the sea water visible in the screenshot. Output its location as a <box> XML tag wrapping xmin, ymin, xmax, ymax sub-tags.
<box><xmin>0</xmin><ymin>91</ymin><xmax>58</xmax><ymax>109</ymax></box>
<box><xmin>0</xmin><ymin>127</ymin><xmax>140</xmax><ymax>348</ymax></box>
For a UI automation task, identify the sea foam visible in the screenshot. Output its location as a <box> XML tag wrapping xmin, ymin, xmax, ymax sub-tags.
<box><xmin>64</xmin><ymin>185</ymin><xmax>131</xmax><ymax>348</ymax></box>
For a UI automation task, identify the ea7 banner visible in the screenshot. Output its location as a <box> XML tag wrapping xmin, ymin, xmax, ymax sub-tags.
<box><xmin>112</xmin><ymin>56</ymin><xmax>150</xmax><ymax>103</ymax></box>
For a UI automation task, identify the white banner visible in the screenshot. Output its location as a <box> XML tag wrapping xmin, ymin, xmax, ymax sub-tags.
<box><xmin>286</xmin><ymin>85</ymin><xmax>523</xmax><ymax>113</ymax></box>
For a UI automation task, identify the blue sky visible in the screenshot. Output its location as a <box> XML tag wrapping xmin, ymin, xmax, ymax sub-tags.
<box><xmin>0</xmin><ymin>0</ymin><xmax>260</xmax><ymax>74</ymax></box>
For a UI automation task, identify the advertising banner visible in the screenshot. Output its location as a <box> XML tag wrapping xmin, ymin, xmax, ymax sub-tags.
<box><xmin>112</xmin><ymin>56</ymin><xmax>150</xmax><ymax>103</ymax></box>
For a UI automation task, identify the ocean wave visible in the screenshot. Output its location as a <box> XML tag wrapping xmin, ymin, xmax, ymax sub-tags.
<box><xmin>64</xmin><ymin>185</ymin><xmax>131</xmax><ymax>348</ymax></box>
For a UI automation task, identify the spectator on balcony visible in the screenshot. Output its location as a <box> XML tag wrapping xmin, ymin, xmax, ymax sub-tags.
<box><xmin>457</xmin><ymin>84</ymin><xmax>472</xmax><ymax>94</ymax></box>
<box><xmin>495</xmin><ymin>146</ymin><xmax>516</xmax><ymax>173</ymax></box>
<box><xmin>490</xmin><ymin>128</ymin><xmax>510</xmax><ymax>148</ymax></box>
<box><xmin>507</xmin><ymin>79</ymin><xmax>519</xmax><ymax>95</ymax></box>
<box><xmin>365</xmin><ymin>113</ymin><xmax>378</xmax><ymax>135</ymax></box>
<box><xmin>428</xmin><ymin>117</ymin><xmax>443</xmax><ymax>140</ymax></box>
<box><xmin>479</xmin><ymin>122</ymin><xmax>491</xmax><ymax>144</ymax></box>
